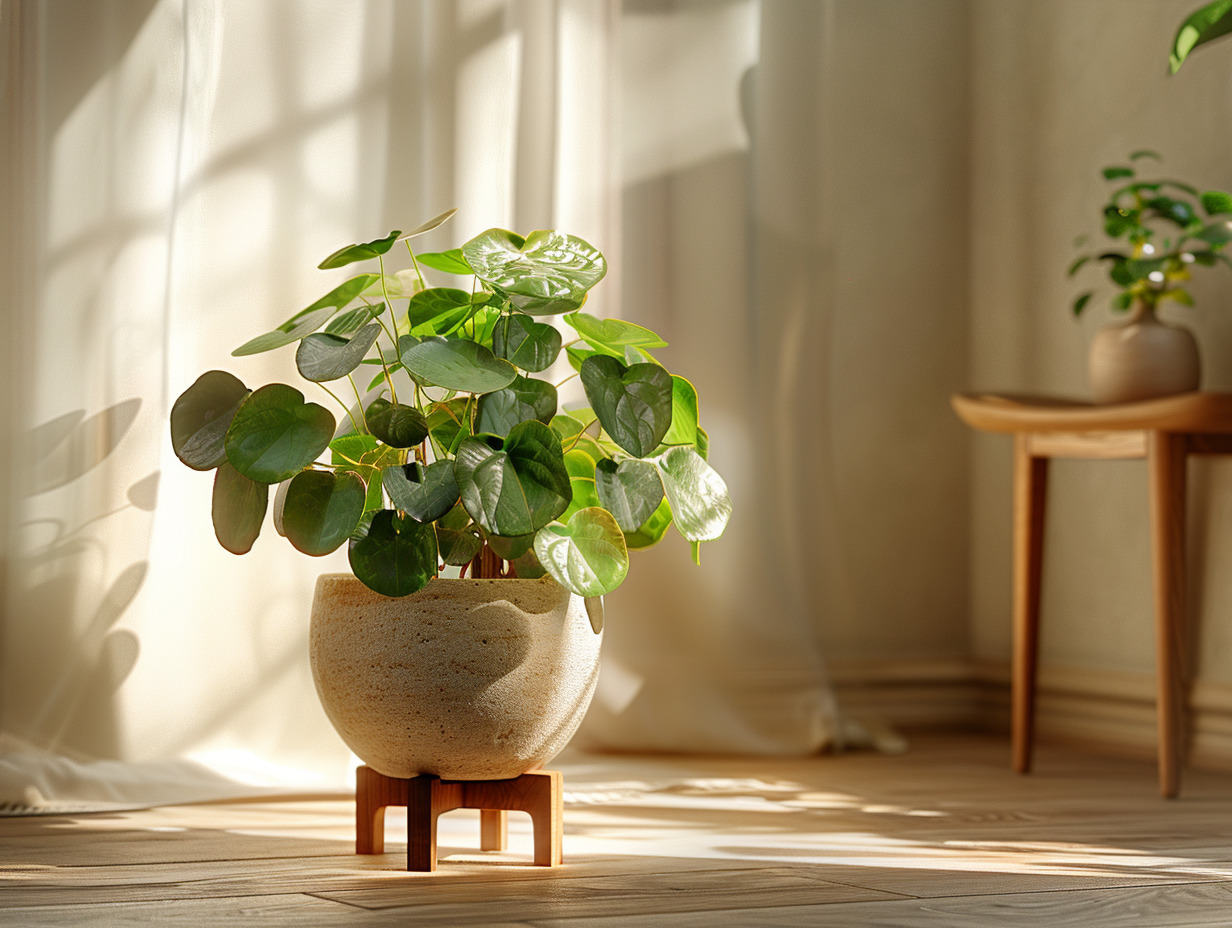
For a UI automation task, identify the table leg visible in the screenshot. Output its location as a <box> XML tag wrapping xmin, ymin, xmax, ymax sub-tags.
<box><xmin>1012</xmin><ymin>434</ymin><xmax>1048</xmax><ymax>774</ymax></box>
<box><xmin>1148</xmin><ymin>430</ymin><xmax>1187</xmax><ymax>799</ymax></box>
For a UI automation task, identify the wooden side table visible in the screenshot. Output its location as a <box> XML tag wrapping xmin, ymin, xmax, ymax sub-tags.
<box><xmin>952</xmin><ymin>391</ymin><xmax>1232</xmax><ymax>797</ymax></box>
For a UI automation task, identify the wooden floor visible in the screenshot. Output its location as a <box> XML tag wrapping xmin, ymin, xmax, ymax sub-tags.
<box><xmin>4</xmin><ymin>732</ymin><xmax>1232</xmax><ymax>926</ymax></box>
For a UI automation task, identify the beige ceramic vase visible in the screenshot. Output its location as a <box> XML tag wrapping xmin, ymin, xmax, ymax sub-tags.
<box><xmin>309</xmin><ymin>574</ymin><xmax>602</xmax><ymax>780</ymax></box>
<box><xmin>1088</xmin><ymin>301</ymin><xmax>1200</xmax><ymax>404</ymax></box>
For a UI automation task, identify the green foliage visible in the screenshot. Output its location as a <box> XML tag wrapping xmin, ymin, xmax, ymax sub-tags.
<box><xmin>1069</xmin><ymin>153</ymin><xmax>1232</xmax><ymax>317</ymax></box>
<box><xmin>1170</xmin><ymin>0</ymin><xmax>1232</xmax><ymax>73</ymax></box>
<box><xmin>170</xmin><ymin>211</ymin><xmax>731</xmax><ymax>601</ymax></box>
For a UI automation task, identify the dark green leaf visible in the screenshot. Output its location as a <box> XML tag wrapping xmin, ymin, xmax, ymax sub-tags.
<box><xmin>417</xmin><ymin>248</ymin><xmax>472</xmax><ymax>275</ymax></box>
<box><xmin>170</xmin><ymin>370</ymin><xmax>250</xmax><ymax>470</ymax></box>
<box><xmin>366</xmin><ymin>398</ymin><xmax>429</xmax><ymax>448</ymax></box>
<box><xmin>400</xmin><ymin>335</ymin><xmax>517</xmax><ymax>393</ymax></box>
<box><xmin>1072</xmin><ymin>292</ymin><xmax>1093</xmax><ymax>317</ymax></box>
<box><xmin>1195</xmin><ymin>219</ymin><xmax>1232</xmax><ymax>245</ymax></box>
<box><xmin>662</xmin><ymin>376</ymin><xmax>699</xmax><ymax>446</ymax></box>
<box><xmin>454</xmin><ymin>420</ymin><xmax>570</xmax><ymax>536</ymax></box>
<box><xmin>347</xmin><ymin>509</ymin><xmax>438</xmax><ymax>597</ymax></box>
<box><xmin>436</xmin><ymin>523</ymin><xmax>482</xmax><ymax>566</ymax></box>
<box><xmin>296</xmin><ymin>323</ymin><xmax>382</xmax><ymax>382</ymax></box>
<box><xmin>486</xmin><ymin>532</ymin><xmax>535</xmax><ymax>560</ymax></box>
<box><xmin>563</xmin><ymin>311</ymin><xmax>667</xmax><ymax>356</ymax></box>
<box><xmin>655</xmin><ymin>445</ymin><xmax>731</xmax><ymax>542</ymax></box>
<box><xmin>212</xmin><ymin>462</ymin><xmax>268</xmax><ymax>554</ymax></box>
<box><xmin>282</xmin><ymin>469</ymin><xmax>365</xmax><ymax>555</ymax></box>
<box><xmin>382</xmin><ymin>460</ymin><xmax>459</xmax><ymax>523</ymax></box>
<box><xmin>225</xmin><ymin>384</ymin><xmax>335</xmax><ymax>483</ymax></box>
<box><xmin>1146</xmin><ymin>196</ymin><xmax>1196</xmax><ymax>226</ymax></box>
<box><xmin>510</xmin><ymin>547</ymin><xmax>547</xmax><ymax>579</ymax></box>
<box><xmin>594</xmin><ymin>458</ymin><xmax>665</xmax><ymax>532</ymax></box>
<box><xmin>623</xmin><ymin>496</ymin><xmax>673</xmax><ymax>549</ymax></box>
<box><xmin>475</xmin><ymin>376</ymin><xmax>558</xmax><ymax>437</ymax></box>
<box><xmin>318</xmin><ymin>230</ymin><xmax>401</xmax><ymax>270</ymax></box>
<box><xmin>580</xmin><ymin>355</ymin><xmax>674</xmax><ymax>458</ymax></box>
<box><xmin>462</xmin><ymin>229</ymin><xmax>607</xmax><ymax>315</ymax></box>
<box><xmin>1103</xmin><ymin>166</ymin><xmax>1134</xmax><ymax>181</ymax></box>
<box><xmin>1112</xmin><ymin>291</ymin><xmax>1135</xmax><ymax>310</ymax></box>
<box><xmin>1170</xmin><ymin>0</ymin><xmax>1232</xmax><ymax>72</ymax></box>
<box><xmin>1067</xmin><ymin>255</ymin><xmax>1091</xmax><ymax>277</ymax></box>
<box><xmin>533</xmin><ymin>507</ymin><xmax>629</xmax><ymax>597</ymax></box>
<box><xmin>324</xmin><ymin>304</ymin><xmax>381</xmax><ymax>336</ymax></box>
<box><xmin>492</xmin><ymin>313</ymin><xmax>562</xmax><ymax>371</ymax></box>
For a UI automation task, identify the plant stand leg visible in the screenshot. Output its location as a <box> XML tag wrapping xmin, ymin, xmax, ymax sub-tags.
<box><xmin>354</xmin><ymin>766</ymin><xmax>564</xmax><ymax>871</ymax></box>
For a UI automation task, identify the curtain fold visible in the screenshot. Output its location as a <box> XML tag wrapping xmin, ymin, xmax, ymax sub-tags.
<box><xmin>1</xmin><ymin>0</ymin><xmax>841</xmax><ymax>806</ymax></box>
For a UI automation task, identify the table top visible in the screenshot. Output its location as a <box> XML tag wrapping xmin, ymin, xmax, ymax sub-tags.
<box><xmin>952</xmin><ymin>391</ymin><xmax>1232</xmax><ymax>435</ymax></box>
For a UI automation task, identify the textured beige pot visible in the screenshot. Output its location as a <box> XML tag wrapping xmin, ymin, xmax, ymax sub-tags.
<box><xmin>1088</xmin><ymin>302</ymin><xmax>1200</xmax><ymax>404</ymax></box>
<box><xmin>309</xmin><ymin>574</ymin><xmax>602</xmax><ymax>780</ymax></box>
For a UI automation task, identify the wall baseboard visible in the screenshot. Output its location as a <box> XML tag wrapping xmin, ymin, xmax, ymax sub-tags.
<box><xmin>831</xmin><ymin>657</ymin><xmax>1232</xmax><ymax>772</ymax></box>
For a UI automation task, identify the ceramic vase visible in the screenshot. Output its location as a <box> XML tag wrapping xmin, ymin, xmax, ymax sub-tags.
<box><xmin>1088</xmin><ymin>301</ymin><xmax>1200</xmax><ymax>404</ymax></box>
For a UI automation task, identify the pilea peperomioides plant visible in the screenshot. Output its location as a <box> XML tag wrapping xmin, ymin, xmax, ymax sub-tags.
<box><xmin>170</xmin><ymin>209</ymin><xmax>732</xmax><ymax>599</ymax></box>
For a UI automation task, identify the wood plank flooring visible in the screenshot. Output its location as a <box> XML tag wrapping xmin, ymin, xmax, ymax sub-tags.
<box><xmin>3</xmin><ymin>733</ymin><xmax>1232</xmax><ymax>926</ymax></box>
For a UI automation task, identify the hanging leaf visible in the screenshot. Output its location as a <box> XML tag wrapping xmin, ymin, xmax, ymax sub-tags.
<box><xmin>400</xmin><ymin>207</ymin><xmax>458</xmax><ymax>239</ymax></box>
<box><xmin>296</xmin><ymin>323</ymin><xmax>382</xmax><ymax>382</ymax></box>
<box><xmin>224</xmin><ymin>384</ymin><xmax>335</xmax><ymax>483</ymax></box>
<box><xmin>594</xmin><ymin>458</ymin><xmax>665</xmax><ymax>532</ymax></box>
<box><xmin>462</xmin><ymin>229</ymin><xmax>607</xmax><ymax>315</ymax></box>
<box><xmin>475</xmin><ymin>376</ymin><xmax>558</xmax><ymax>436</ymax></box>
<box><xmin>366</xmin><ymin>398</ymin><xmax>429</xmax><ymax>448</ymax></box>
<box><xmin>1072</xmin><ymin>292</ymin><xmax>1093</xmax><ymax>317</ymax></box>
<box><xmin>171</xmin><ymin>370</ymin><xmax>250</xmax><ymax>470</ymax></box>
<box><xmin>436</xmin><ymin>523</ymin><xmax>482</xmax><ymax>566</ymax></box>
<box><xmin>580</xmin><ymin>355</ymin><xmax>674</xmax><ymax>458</ymax></box>
<box><xmin>417</xmin><ymin>248</ymin><xmax>472</xmax><ymax>275</ymax></box>
<box><xmin>510</xmin><ymin>546</ymin><xmax>547</xmax><ymax>579</ymax></box>
<box><xmin>382</xmin><ymin>460</ymin><xmax>459</xmax><ymax>523</ymax></box>
<box><xmin>533</xmin><ymin>508</ymin><xmax>629</xmax><ymax>597</ymax></box>
<box><xmin>655</xmin><ymin>445</ymin><xmax>731</xmax><ymax>542</ymax></box>
<box><xmin>454</xmin><ymin>420</ymin><xmax>571</xmax><ymax>536</ymax></box>
<box><xmin>281</xmin><ymin>470</ymin><xmax>366</xmax><ymax>556</ymax></box>
<box><xmin>318</xmin><ymin>230</ymin><xmax>402</xmax><ymax>270</ymax></box>
<box><xmin>212</xmin><ymin>462</ymin><xmax>268</xmax><ymax>555</ymax></box>
<box><xmin>400</xmin><ymin>336</ymin><xmax>517</xmax><ymax>393</ymax></box>
<box><xmin>661</xmin><ymin>376</ymin><xmax>699</xmax><ymax>446</ymax></box>
<box><xmin>623</xmin><ymin>496</ymin><xmax>673</xmax><ymax>550</ymax></box>
<box><xmin>1102</xmin><ymin>166</ymin><xmax>1134</xmax><ymax>181</ymax></box>
<box><xmin>1171</xmin><ymin>0</ymin><xmax>1232</xmax><ymax>73</ymax></box>
<box><xmin>486</xmin><ymin>532</ymin><xmax>535</xmax><ymax>560</ymax></box>
<box><xmin>492</xmin><ymin>313</ymin><xmax>562</xmax><ymax>371</ymax></box>
<box><xmin>563</xmin><ymin>311</ymin><xmax>667</xmax><ymax>357</ymax></box>
<box><xmin>347</xmin><ymin>509</ymin><xmax>438</xmax><ymax>597</ymax></box>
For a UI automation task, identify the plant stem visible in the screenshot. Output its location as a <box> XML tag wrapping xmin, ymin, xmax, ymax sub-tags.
<box><xmin>405</xmin><ymin>239</ymin><xmax>426</xmax><ymax>290</ymax></box>
<box><xmin>556</xmin><ymin>372</ymin><xmax>580</xmax><ymax>389</ymax></box>
<box><xmin>346</xmin><ymin>374</ymin><xmax>369</xmax><ymax>431</ymax></box>
<box><xmin>315</xmin><ymin>381</ymin><xmax>362</xmax><ymax>435</ymax></box>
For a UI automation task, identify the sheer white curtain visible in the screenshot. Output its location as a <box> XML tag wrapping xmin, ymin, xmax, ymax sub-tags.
<box><xmin>0</xmin><ymin>0</ymin><xmax>840</xmax><ymax>806</ymax></box>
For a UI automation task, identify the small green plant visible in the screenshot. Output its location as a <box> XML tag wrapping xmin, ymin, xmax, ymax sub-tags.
<box><xmin>1170</xmin><ymin>0</ymin><xmax>1232</xmax><ymax>73</ymax></box>
<box><xmin>1068</xmin><ymin>151</ymin><xmax>1232</xmax><ymax>317</ymax></box>
<box><xmin>170</xmin><ymin>210</ymin><xmax>731</xmax><ymax>598</ymax></box>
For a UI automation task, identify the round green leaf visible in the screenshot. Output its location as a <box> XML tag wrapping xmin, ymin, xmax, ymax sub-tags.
<box><xmin>400</xmin><ymin>336</ymin><xmax>517</xmax><ymax>393</ymax></box>
<box><xmin>318</xmin><ymin>230</ymin><xmax>402</xmax><ymax>270</ymax></box>
<box><xmin>492</xmin><ymin>313</ymin><xmax>563</xmax><ymax>371</ymax></box>
<box><xmin>296</xmin><ymin>323</ymin><xmax>382</xmax><ymax>382</ymax></box>
<box><xmin>282</xmin><ymin>470</ymin><xmax>366</xmax><ymax>556</ymax></box>
<box><xmin>656</xmin><ymin>445</ymin><xmax>731</xmax><ymax>542</ymax></box>
<box><xmin>348</xmin><ymin>509</ymin><xmax>438</xmax><ymax>597</ymax></box>
<box><xmin>533</xmin><ymin>508</ymin><xmax>629</xmax><ymax>597</ymax></box>
<box><xmin>454</xmin><ymin>420</ymin><xmax>570</xmax><ymax>536</ymax></box>
<box><xmin>510</xmin><ymin>546</ymin><xmax>547</xmax><ymax>579</ymax></box>
<box><xmin>580</xmin><ymin>355</ymin><xmax>674</xmax><ymax>458</ymax></box>
<box><xmin>367</xmin><ymin>398</ymin><xmax>429</xmax><ymax>448</ymax></box>
<box><xmin>594</xmin><ymin>458</ymin><xmax>665</xmax><ymax>532</ymax></box>
<box><xmin>563</xmin><ymin>311</ymin><xmax>666</xmax><ymax>356</ymax></box>
<box><xmin>382</xmin><ymin>460</ymin><xmax>459</xmax><ymax>523</ymax></box>
<box><xmin>485</xmin><ymin>532</ymin><xmax>535</xmax><ymax>560</ymax></box>
<box><xmin>475</xmin><ymin>376</ymin><xmax>558</xmax><ymax>437</ymax></box>
<box><xmin>224</xmin><ymin>384</ymin><xmax>335</xmax><ymax>483</ymax></box>
<box><xmin>212</xmin><ymin>462</ymin><xmax>268</xmax><ymax>555</ymax></box>
<box><xmin>462</xmin><ymin>229</ymin><xmax>607</xmax><ymax>315</ymax></box>
<box><xmin>171</xmin><ymin>370</ymin><xmax>250</xmax><ymax>470</ymax></box>
<box><xmin>436</xmin><ymin>523</ymin><xmax>482</xmax><ymax>566</ymax></box>
<box><xmin>407</xmin><ymin>288</ymin><xmax>473</xmax><ymax>333</ymax></box>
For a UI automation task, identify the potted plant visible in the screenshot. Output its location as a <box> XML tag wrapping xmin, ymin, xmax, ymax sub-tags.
<box><xmin>1068</xmin><ymin>151</ymin><xmax>1232</xmax><ymax>403</ymax></box>
<box><xmin>169</xmin><ymin>210</ymin><xmax>730</xmax><ymax>780</ymax></box>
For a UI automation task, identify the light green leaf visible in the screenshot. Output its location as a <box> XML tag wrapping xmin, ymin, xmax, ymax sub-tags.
<box><xmin>1170</xmin><ymin>0</ymin><xmax>1232</xmax><ymax>72</ymax></box>
<box><xmin>212</xmin><ymin>461</ymin><xmax>268</xmax><ymax>555</ymax></box>
<box><xmin>296</xmin><ymin>323</ymin><xmax>381</xmax><ymax>382</ymax></box>
<box><xmin>533</xmin><ymin>507</ymin><xmax>629</xmax><ymax>597</ymax></box>
<box><xmin>475</xmin><ymin>376</ymin><xmax>558</xmax><ymax>436</ymax></box>
<box><xmin>655</xmin><ymin>445</ymin><xmax>731</xmax><ymax>542</ymax></box>
<box><xmin>400</xmin><ymin>336</ymin><xmax>517</xmax><ymax>393</ymax></box>
<box><xmin>580</xmin><ymin>355</ymin><xmax>674</xmax><ymax>458</ymax></box>
<box><xmin>564</xmin><ymin>311</ymin><xmax>666</xmax><ymax>357</ymax></box>
<box><xmin>407</xmin><ymin>288</ymin><xmax>473</xmax><ymax>332</ymax></box>
<box><xmin>330</xmin><ymin>433</ymin><xmax>378</xmax><ymax>466</ymax></box>
<box><xmin>594</xmin><ymin>458</ymin><xmax>664</xmax><ymax>532</ymax></box>
<box><xmin>462</xmin><ymin>228</ymin><xmax>607</xmax><ymax>315</ymax></box>
<box><xmin>662</xmin><ymin>375</ymin><xmax>698</xmax><ymax>446</ymax></box>
<box><xmin>623</xmin><ymin>496</ymin><xmax>673</xmax><ymax>549</ymax></box>
<box><xmin>347</xmin><ymin>510</ymin><xmax>438</xmax><ymax>597</ymax></box>
<box><xmin>454</xmin><ymin>420</ymin><xmax>570</xmax><ymax>536</ymax></box>
<box><xmin>427</xmin><ymin>398</ymin><xmax>473</xmax><ymax>457</ymax></box>
<box><xmin>382</xmin><ymin>460</ymin><xmax>459</xmax><ymax>523</ymax></box>
<box><xmin>224</xmin><ymin>384</ymin><xmax>335</xmax><ymax>483</ymax></box>
<box><xmin>171</xmin><ymin>370</ymin><xmax>250</xmax><ymax>470</ymax></box>
<box><xmin>318</xmin><ymin>230</ymin><xmax>401</xmax><ymax>270</ymax></box>
<box><xmin>417</xmin><ymin>248</ymin><xmax>472</xmax><ymax>275</ymax></box>
<box><xmin>282</xmin><ymin>469</ymin><xmax>366</xmax><ymax>555</ymax></box>
<box><xmin>288</xmin><ymin>274</ymin><xmax>380</xmax><ymax>323</ymax></box>
<box><xmin>1202</xmin><ymin>191</ymin><xmax>1232</xmax><ymax>215</ymax></box>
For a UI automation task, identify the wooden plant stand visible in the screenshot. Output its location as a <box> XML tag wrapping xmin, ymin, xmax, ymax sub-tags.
<box><xmin>355</xmin><ymin>765</ymin><xmax>563</xmax><ymax>871</ymax></box>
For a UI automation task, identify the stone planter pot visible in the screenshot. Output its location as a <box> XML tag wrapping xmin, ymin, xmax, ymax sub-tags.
<box><xmin>1088</xmin><ymin>301</ymin><xmax>1200</xmax><ymax>404</ymax></box>
<box><xmin>309</xmin><ymin>574</ymin><xmax>602</xmax><ymax>780</ymax></box>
